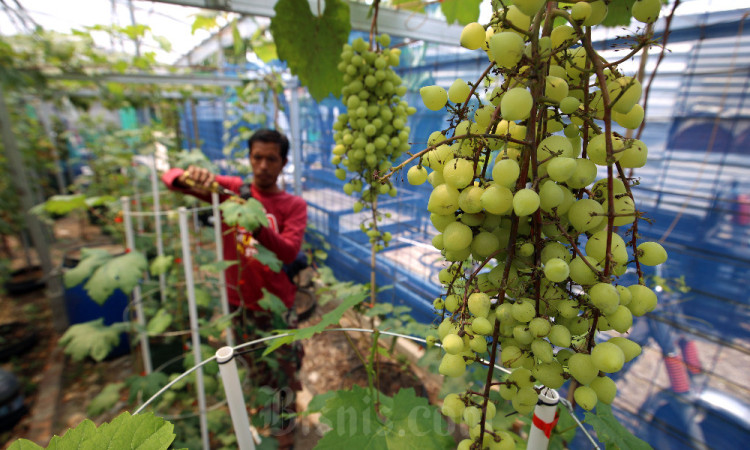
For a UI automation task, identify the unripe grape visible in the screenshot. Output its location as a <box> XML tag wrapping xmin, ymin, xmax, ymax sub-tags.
<box><xmin>529</xmin><ymin>317</ymin><xmax>551</xmax><ymax>337</ymax></box>
<box><xmin>574</xmin><ymin>385</ymin><xmax>598</xmax><ymax>411</ymax></box>
<box><xmin>616</xmin><ymin>285</ymin><xmax>632</xmax><ymax>306</ymax></box>
<box><xmin>559</xmin><ymin>96</ymin><xmax>581</xmax><ymax>115</ymax></box>
<box><xmin>443</xmin><ymin>221</ymin><xmax>473</xmax><ymax>252</ymax></box>
<box><xmin>632</xmin><ymin>0</ymin><xmax>661</xmax><ymax>24</ymax></box>
<box><xmin>548</xmin><ymin>324</ymin><xmax>572</xmax><ymax>347</ymax></box>
<box><xmin>512</xmin><ymin>386</ymin><xmax>538</xmax><ymax>415</ymax></box>
<box><xmin>407</xmin><ymin>165</ymin><xmax>428</xmax><ymax>185</ymax></box>
<box><xmin>439</xmin><ymin>353</ymin><xmax>466</xmax><ymax>377</ymax></box>
<box><xmin>468</xmin><ymin>292</ymin><xmax>491</xmax><ymax>318</ymax></box>
<box><xmin>568</xmin><ymin>353</ymin><xmax>598</xmax><ymax>385</ymax></box>
<box><xmin>430</xmin><ymin>213</ymin><xmax>455</xmax><ymax>232</ymax></box>
<box><xmin>513</xmin><ymin>0</ymin><xmax>546</xmax><ymax>17</ymax></box>
<box><xmin>538</xmin><ymin>135</ymin><xmax>575</xmax><ymax>161</ymax></box>
<box><xmin>591</xmin><ymin>341</ymin><xmax>625</xmax><ymax>373</ymax></box>
<box><xmin>489</xmin><ymin>32</ymin><xmax>525</xmax><ymax>68</ymax></box>
<box><xmin>613</xmin><ymin>104</ymin><xmax>644</xmax><ymax>129</ymax></box>
<box><xmin>504</xmin><ymin>5</ymin><xmax>532</xmax><ymax>33</ymax></box>
<box><xmin>531</xmin><ymin>338</ymin><xmax>554</xmax><ymax>363</ymax></box>
<box><xmin>566</xmin><ymin>158</ymin><xmax>598</xmax><ymax>188</ymax></box>
<box><xmin>441</xmin><ymin>393</ymin><xmax>465</xmax><ymax>419</ymax></box>
<box><xmin>587</xmin><ymin>133</ymin><xmax>626</xmax><ymax>166</ymax></box>
<box><xmin>501</xmin><ymin>345</ymin><xmax>523</xmax><ymax>367</ymax></box>
<box><xmin>568</xmin><ymin>199</ymin><xmax>605</xmax><ymax>232</ymax></box>
<box><xmin>626</xmin><ymin>284</ymin><xmax>657</xmax><ymax>316</ymax></box>
<box><xmin>472</xmin><ymin>317</ymin><xmax>493</xmax><ymax>335</ymax></box>
<box><xmin>472</xmin><ymin>231</ymin><xmax>500</xmax><ymax>258</ymax></box>
<box><xmin>420</xmin><ymin>85</ymin><xmax>448</xmax><ymax>111</ymax></box>
<box><xmin>427</xmin><ymin>184</ymin><xmax>460</xmax><ymax>215</ymax></box>
<box><xmin>590</xmin><ymin>375</ymin><xmax>617</xmax><ymax>404</ymax></box>
<box><xmin>571</xmin><ymin>2</ymin><xmax>592</xmax><ymax>21</ymax></box>
<box><xmin>448</xmin><ymin>78</ymin><xmax>472</xmax><ymax>103</ymax></box>
<box><xmin>544</xmin><ymin>258</ymin><xmax>570</xmax><ymax>283</ymax></box>
<box><xmin>533</xmin><ymin>361</ymin><xmax>565</xmax><ymax>388</ymax></box>
<box><xmin>638</xmin><ymin>241</ymin><xmax>668</xmax><ymax>266</ymax></box>
<box><xmin>445</xmin><ymin>294</ymin><xmax>460</xmax><ymax>312</ymax></box>
<box><xmin>541</xmin><ymin>241</ymin><xmax>571</xmax><ymax>264</ymax></box>
<box><xmin>545</xmin><ymin>76</ymin><xmax>569</xmax><ymax>103</ymax></box>
<box><xmin>481</xmin><ymin>184</ymin><xmax>514</xmax><ymax>215</ymax></box>
<box><xmin>589</xmin><ymin>282</ymin><xmax>620</xmax><ymax>315</ymax></box>
<box><xmin>442</xmin><ymin>333</ymin><xmax>465</xmax><ymax>355</ymax></box>
<box><xmin>608</xmin><ymin>336</ymin><xmax>642</xmax><ymax>362</ymax></box>
<box><xmin>586</xmin><ymin>230</ymin><xmax>628</xmax><ymax>266</ymax></box>
<box><xmin>492</xmin><ymin>158</ymin><xmax>520</xmax><ymax>188</ymax></box>
<box><xmin>583</xmin><ymin>0</ymin><xmax>608</xmax><ymax>26</ymax></box>
<box><xmin>470</xmin><ymin>335</ymin><xmax>488</xmax><ymax>353</ymax></box>
<box><xmin>501</xmin><ymin>88</ymin><xmax>533</xmax><ymax>121</ymax></box>
<box><xmin>513</xmin><ymin>189</ymin><xmax>540</xmax><ymax>217</ymax></box>
<box><xmin>512</xmin><ymin>300</ymin><xmax>536</xmax><ymax>323</ymax></box>
<box><xmin>460</xmin><ymin>22</ymin><xmax>486</xmax><ymax>50</ymax></box>
<box><xmin>606</xmin><ymin>305</ymin><xmax>633</xmax><ymax>333</ymax></box>
<box><xmin>443</xmin><ymin>158</ymin><xmax>475</xmax><ymax>189</ymax></box>
<box><xmin>569</xmin><ymin>256</ymin><xmax>600</xmax><ymax>285</ymax></box>
<box><xmin>619</xmin><ymin>139</ymin><xmax>648</xmax><ymax>168</ymax></box>
<box><xmin>547</xmin><ymin>156</ymin><xmax>576</xmax><ymax>182</ymax></box>
<box><xmin>513</xmin><ymin>325</ymin><xmax>534</xmax><ymax>345</ymax></box>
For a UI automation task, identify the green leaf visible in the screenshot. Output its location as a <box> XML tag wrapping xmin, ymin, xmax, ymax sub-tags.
<box><xmin>63</xmin><ymin>248</ymin><xmax>113</xmax><ymax>288</ymax></box>
<box><xmin>584</xmin><ymin>403</ymin><xmax>652</xmax><ymax>450</ymax></box>
<box><xmin>154</xmin><ymin>35</ymin><xmax>173</xmax><ymax>52</ymax></box>
<box><xmin>254</xmin><ymin>243</ymin><xmax>283</xmax><ymax>272</ymax></box>
<box><xmin>263</xmin><ymin>289</ymin><xmax>367</xmax><ymax>355</ymax></box>
<box><xmin>149</xmin><ymin>255</ymin><xmax>173</xmax><ymax>276</ymax></box>
<box><xmin>59</xmin><ymin>319</ymin><xmax>129</xmax><ymax>362</ymax></box>
<box><xmin>44</xmin><ymin>418</ymin><xmax>97</xmax><ymax>449</ymax></box>
<box><xmin>85</xmin><ymin>195</ymin><xmax>116</xmax><ymax>207</ymax></box>
<box><xmin>231</xmin><ymin>19</ymin><xmax>244</xmax><ymax>58</ymax></box>
<box><xmin>40</xmin><ymin>194</ymin><xmax>87</xmax><ymax>215</ymax></box>
<box><xmin>82</xmin><ymin>412</ymin><xmax>175</xmax><ymax>449</ymax></box>
<box><xmin>316</xmin><ymin>386</ymin><xmax>455</xmax><ymax>449</ymax></box>
<box><xmin>87</xmin><ymin>382</ymin><xmax>124</xmax><ymax>416</ymax></box>
<box><xmin>305</xmin><ymin>391</ymin><xmax>337</xmax><ymax>414</ymax></box>
<box><xmin>7</xmin><ymin>440</ymin><xmax>43</xmax><ymax>450</ymax></box>
<box><xmin>147</xmin><ymin>308</ymin><xmax>173</xmax><ymax>335</ymax></box>
<box><xmin>194</xmin><ymin>287</ymin><xmax>212</xmax><ymax>308</ymax></box>
<box><xmin>258</xmin><ymin>289</ymin><xmax>287</xmax><ymax>315</ymax></box>
<box><xmin>219</xmin><ymin>198</ymin><xmax>268</xmax><ymax>231</ymax></box>
<box><xmin>199</xmin><ymin>260</ymin><xmax>238</xmax><ymax>273</ymax></box>
<box><xmin>191</xmin><ymin>14</ymin><xmax>218</xmax><ymax>35</ymax></box>
<box><xmin>125</xmin><ymin>372</ymin><xmax>169</xmax><ymax>404</ymax></box>
<box><xmin>441</xmin><ymin>0</ymin><xmax>482</xmax><ymax>25</ymax></box>
<box><xmin>253</xmin><ymin>41</ymin><xmax>277</xmax><ymax>63</ymax></box>
<box><xmin>85</xmin><ymin>251</ymin><xmax>147</xmax><ymax>304</ymax></box>
<box><xmin>269</xmin><ymin>0</ymin><xmax>350</xmax><ymax>101</ymax></box>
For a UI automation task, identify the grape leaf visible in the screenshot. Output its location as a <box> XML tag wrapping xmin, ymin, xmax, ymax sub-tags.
<box><xmin>149</xmin><ymin>255</ymin><xmax>173</xmax><ymax>276</ymax></box>
<box><xmin>63</xmin><ymin>248</ymin><xmax>113</xmax><ymax>288</ymax></box>
<box><xmin>316</xmin><ymin>386</ymin><xmax>455</xmax><ymax>449</ymax></box>
<box><xmin>254</xmin><ymin>242</ymin><xmax>282</xmax><ymax>272</ymax></box>
<box><xmin>269</xmin><ymin>0</ymin><xmax>350</xmax><ymax>101</ymax></box>
<box><xmin>39</xmin><ymin>194</ymin><xmax>87</xmax><ymax>214</ymax></box>
<box><xmin>85</xmin><ymin>251</ymin><xmax>148</xmax><ymax>304</ymax></box>
<box><xmin>191</xmin><ymin>14</ymin><xmax>218</xmax><ymax>35</ymax></box>
<box><xmin>82</xmin><ymin>411</ymin><xmax>175</xmax><ymax>449</ymax></box>
<box><xmin>601</xmin><ymin>0</ymin><xmax>637</xmax><ymax>27</ymax></box>
<box><xmin>85</xmin><ymin>195</ymin><xmax>116</xmax><ymax>207</ymax></box>
<box><xmin>441</xmin><ymin>0</ymin><xmax>482</xmax><ymax>25</ymax></box>
<box><xmin>258</xmin><ymin>288</ymin><xmax>287</xmax><ymax>315</ymax></box>
<box><xmin>87</xmin><ymin>382</ymin><xmax>125</xmax><ymax>416</ymax></box>
<box><xmin>584</xmin><ymin>404</ymin><xmax>652</xmax><ymax>450</ymax></box>
<box><xmin>125</xmin><ymin>372</ymin><xmax>169</xmax><ymax>404</ymax></box>
<box><xmin>147</xmin><ymin>308</ymin><xmax>173</xmax><ymax>335</ymax></box>
<box><xmin>22</xmin><ymin>418</ymin><xmax>97</xmax><ymax>449</ymax></box>
<box><xmin>194</xmin><ymin>287</ymin><xmax>212</xmax><ymax>308</ymax></box>
<box><xmin>59</xmin><ymin>319</ymin><xmax>129</xmax><ymax>362</ymax></box>
<box><xmin>219</xmin><ymin>198</ymin><xmax>268</xmax><ymax>231</ymax></box>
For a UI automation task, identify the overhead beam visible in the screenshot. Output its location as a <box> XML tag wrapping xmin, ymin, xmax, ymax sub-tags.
<box><xmin>146</xmin><ymin>0</ymin><xmax>463</xmax><ymax>46</ymax></box>
<box><xmin>48</xmin><ymin>72</ymin><xmax>247</xmax><ymax>87</ymax></box>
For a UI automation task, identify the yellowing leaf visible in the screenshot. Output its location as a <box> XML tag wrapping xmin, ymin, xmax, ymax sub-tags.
<box><xmin>269</xmin><ymin>0</ymin><xmax>350</xmax><ymax>101</ymax></box>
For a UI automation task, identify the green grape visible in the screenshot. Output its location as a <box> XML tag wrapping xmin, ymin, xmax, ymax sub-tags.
<box><xmin>428</xmin><ymin>130</ymin><xmax>447</xmax><ymax>146</ymax></box>
<box><xmin>462</xmin><ymin>212</ymin><xmax>485</xmax><ymax>227</ymax></box>
<box><xmin>550</xmin><ymin>25</ymin><xmax>577</xmax><ymax>50</ymax></box>
<box><xmin>566</xmin><ymin>158</ymin><xmax>598</xmax><ymax>188</ymax></box>
<box><xmin>470</xmin><ymin>335</ymin><xmax>488</xmax><ymax>353</ymax></box>
<box><xmin>427</xmin><ymin>184</ymin><xmax>460</xmax><ymax>215</ymax></box>
<box><xmin>432</xmin><ymin>233</ymin><xmax>444</xmax><ymax>250</ymax></box>
<box><xmin>441</xmin><ymin>393</ymin><xmax>465</xmax><ymax>419</ymax></box>
<box><xmin>445</xmin><ymin>294</ymin><xmax>460</xmax><ymax>312</ymax></box>
<box><xmin>547</xmin><ymin>156</ymin><xmax>577</xmax><ymax>182</ymax></box>
<box><xmin>420</xmin><ymin>85</ymin><xmax>448</xmax><ymax>111</ymax></box>
<box><xmin>619</xmin><ymin>139</ymin><xmax>648</xmax><ymax>168</ymax></box>
<box><xmin>504</xmin><ymin>5</ymin><xmax>532</xmax><ymax>33</ymax></box>
<box><xmin>568</xmin><ymin>353</ymin><xmax>598</xmax><ymax>385</ymax></box>
<box><xmin>443</xmin><ymin>221</ymin><xmax>473</xmax><ymax>252</ymax></box>
<box><xmin>512</xmin><ymin>386</ymin><xmax>538</xmax><ymax>415</ymax></box>
<box><xmin>472</xmin><ymin>317</ymin><xmax>493</xmax><ymax>335</ymax></box>
<box><xmin>475</xmin><ymin>104</ymin><xmax>495</xmax><ymax>128</ymax></box>
<box><xmin>492</xmin><ymin>158</ymin><xmax>521</xmax><ymax>188</ymax></box>
<box><xmin>529</xmin><ymin>317</ymin><xmax>551</xmax><ymax>337</ymax></box>
<box><xmin>605</xmin><ymin>305</ymin><xmax>633</xmax><ymax>333</ymax></box>
<box><xmin>616</xmin><ymin>285</ymin><xmax>632</xmax><ymax>306</ymax></box>
<box><xmin>587</xmin><ymin>133</ymin><xmax>625</xmax><ymax>166</ymax></box>
<box><xmin>463</xmin><ymin>405</ymin><xmax>483</xmax><ymax>426</ymax></box>
<box><xmin>613</xmin><ymin>104</ymin><xmax>644</xmax><ymax>129</ymax></box>
<box><xmin>632</xmin><ymin>0</ymin><xmax>661</xmax><ymax>23</ymax></box>
<box><xmin>438</xmin><ymin>317</ymin><xmax>458</xmax><ymax>339</ymax></box>
<box><xmin>607</xmin><ymin>77</ymin><xmax>642</xmax><ymax>115</ymax></box>
<box><xmin>637</xmin><ymin>241</ymin><xmax>668</xmax><ymax>266</ymax></box>
<box><xmin>583</xmin><ymin>0</ymin><xmax>608</xmax><ymax>26</ymax></box>
<box><xmin>512</xmin><ymin>301</ymin><xmax>536</xmax><ymax>323</ymax></box>
<box><xmin>513</xmin><ymin>189</ymin><xmax>541</xmax><ymax>217</ymax></box>
<box><xmin>430</xmin><ymin>213</ymin><xmax>455</xmax><ymax>232</ymax></box>
<box><xmin>443</xmin><ymin>158</ymin><xmax>475</xmax><ymax>189</ymax></box>
<box><xmin>568</xmin><ymin>199</ymin><xmax>605</xmax><ymax>232</ymax></box>
<box><xmin>544</xmin><ymin>258</ymin><xmax>570</xmax><ymax>283</ymax></box>
<box><xmin>472</xmin><ymin>231</ymin><xmax>500</xmax><ymax>258</ymax></box>
<box><xmin>545</xmin><ymin>76</ymin><xmax>569</xmax><ymax>103</ymax></box>
<box><xmin>588</xmin><ymin>282</ymin><xmax>620</xmax><ymax>315</ymax></box>
<box><xmin>569</xmin><ymin>256</ymin><xmax>600</xmax><ymax>285</ymax></box>
<box><xmin>602</xmin><ymin>195</ymin><xmax>636</xmax><ymax>226</ymax></box>
<box><xmin>608</xmin><ymin>336</ymin><xmax>642</xmax><ymax>362</ymax></box>
<box><xmin>533</xmin><ymin>361</ymin><xmax>565</xmax><ymax>389</ymax></box>
<box><xmin>459</xmin><ymin>185</ymin><xmax>485</xmax><ymax>213</ymax></box>
<box><xmin>590</xmin><ymin>375</ymin><xmax>617</xmax><ymax>404</ymax></box>
<box><xmin>449</xmin><ymin>78</ymin><xmax>472</xmax><ymax>104</ymax></box>
<box><xmin>531</xmin><ymin>338</ymin><xmax>554</xmax><ymax>363</ymax></box>
<box><xmin>457</xmin><ymin>439</ymin><xmax>473</xmax><ymax>450</ymax></box>
<box><xmin>549</xmin><ymin>324</ymin><xmax>572</xmax><ymax>347</ymax></box>
<box><xmin>439</xmin><ymin>353</ymin><xmax>466</xmax><ymax>377</ymax></box>
<box><xmin>541</xmin><ymin>241</ymin><xmax>571</xmax><ymax>263</ymax></box>
<box><xmin>559</xmin><ymin>96</ymin><xmax>581</xmax><ymax>115</ymax></box>
<box><xmin>591</xmin><ymin>341</ymin><xmax>625</xmax><ymax>373</ymax></box>
<box><xmin>501</xmin><ymin>345</ymin><xmax>523</xmax><ymax>368</ymax></box>
<box><xmin>513</xmin><ymin>0</ymin><xmax>546</xmax><ymax>16</ymax></box>
<box><xmin>586</xmin><ymin>230</ymin><xmax>628</xmax><ymax>265</ymax></box>
<box><xmin>626</xmin><ymin>284</ymin><xmax>657</xmax><ymax>316</ymax></box>
<box><xmin>468</xmin><ymin>292</ymin><xmax>491</xmax><ymax>317</ymax></box>
<box><xmin>574</xmin><ymin>385</ymin><xmax>598</xmax><ymax>411</ymax></box>
<box><xmin>460</xmin><ymin>22</ymin><xmax>486</xmax><ymax>50</ymax></box>
<box><xmin>481</xmin><ymin>184</ymin><xmax>515</xmax><ymax>215</ymax></box>
<box><xmin>538</xmin><ymin>135</ymin><xmax>575</xmax><ymax>161</ymax></box>
<box><xmin>501</xmin><ymin>87</ymin><xmax>533</xmax><ymax>121</ymax></box>
<box><xmin>571</xmin><ymin>1</ymin><xmax>592</xmax><ymax>21</ymax></box>
<box><xmin>442</xmin><ymin>333</ymin><xmax>465</xmax><ymax>355</ymax></box>
<box><xmin>407</xmin><ymin>165</ymin><xmax>428</xmax><ymax>185</ymax></box>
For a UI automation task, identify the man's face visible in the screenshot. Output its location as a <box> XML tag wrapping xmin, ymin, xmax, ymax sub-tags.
<box><xmin>250</xmin><ymin>141</ymin><xmax>286</xmax><ymax>191</ymax></box>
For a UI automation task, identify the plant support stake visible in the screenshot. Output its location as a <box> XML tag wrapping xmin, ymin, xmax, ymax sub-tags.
<box><xmin>212</xmin><ymin>192</ymin><xmax>234</xmax><ymax>347</ymax></box>
<box><xmin>216</xmin><ymin>346</ymin><xmax>255</xmax><ymax>450</ymax></box>
<box><xmin>527</xmin><ymin>388</ymin><xmax>559</xmax><ymax>450</ymax></box>
<box><xmin>121</xmin><ymin>196</ymin><xmax>153</xmax><ymax>374</ymax></box>
<box><xmin>178</xmin><ymin>207</ymin><xmax>210</xmax><ymax>450</ymax></box>
<box><xmin>149</xmin><ymin>156</ymin><xmax>167</xmax><ymax>303</ymax></box>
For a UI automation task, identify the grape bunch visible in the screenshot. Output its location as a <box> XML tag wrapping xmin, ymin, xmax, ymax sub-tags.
<box><xmin>399</xmin><ymin>1</ymin><xmax>666</xmax><ymax>447</ymax></box>
<box><xmin>332</xmin><ymin>34</ymin><xmax>416</xmax><ymax>250</ymax></box>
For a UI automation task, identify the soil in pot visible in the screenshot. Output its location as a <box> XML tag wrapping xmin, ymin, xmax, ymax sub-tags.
<box><xmin>340</xmin><ymin>361</ymin><xmax>428</xmax><ymax>398</ymax></box>
<box><xmin>4</xmin><ymin>266</ymin><xmax>45</xmax><ymax>296</ymax></box>
<box><xmin>0</xmin><ymin>322</ymin><xmax>38</xmax><ymax>362</ymax></box>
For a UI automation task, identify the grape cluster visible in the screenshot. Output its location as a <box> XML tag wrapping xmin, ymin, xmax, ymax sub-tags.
<box><xmin>407</xmin><ymin>2</ymin><xmax>665</xmax><ymax>446</ymax></box>
<box><xmin>332</xmin><ymin>34</ymin><xmax>416</xmax><ymax>250</ymax></box>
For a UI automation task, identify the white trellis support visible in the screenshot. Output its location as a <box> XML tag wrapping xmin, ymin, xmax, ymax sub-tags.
<box><xmin>150</xmin><ymin>156</ymin><xmax>167</xmax><ymax>303</ymax></box>
<box><xmin>289</xmin><ymin>76</ymin><xmax>302</xmax><ymax>197</ymax></box>
<box><xmin>178</xmin><ymin>206</ymin><xmax>210</xmax><ymax>450</ymax></box>
<box><xmin>121</xmin><ymin>196</ymin><xmax>153</xmax><ymax>375</ymax></box>
<box><xmin>216</xmin><ymin>346</ymin><xmax>255</xmax><ymax>450</ymax></box>
<box><xmin>527</xmin><ymin>388</ymin><xmax>559</xmax><ymax>450</ymax></box>
<box><xmin>212</xmin><ymin>192</ymin><xmax>234</xmax><ymax>347</ymax></box>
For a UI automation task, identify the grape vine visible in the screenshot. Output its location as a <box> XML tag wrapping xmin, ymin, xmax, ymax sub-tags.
<box><xmin>379</xmin><ymin>0</ymin><xmax>667</xmax><ymax>447</ymax></box>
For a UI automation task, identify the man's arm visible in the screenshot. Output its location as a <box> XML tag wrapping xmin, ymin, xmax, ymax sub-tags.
<box><xmin>255</xmin><ymin>197</ymin><xmax>307</xmax><ymax>264</ymax></box>
<box><xmin>162</xmin><ymin>166</ymin><xmax>243</xmax><ymax>202</ymax></box>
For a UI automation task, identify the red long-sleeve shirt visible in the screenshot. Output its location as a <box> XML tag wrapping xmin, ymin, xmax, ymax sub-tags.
<box><xmin>162</xmin><ymin>168</ymin><xmax>307</xmax><ymax>310</ymax></box>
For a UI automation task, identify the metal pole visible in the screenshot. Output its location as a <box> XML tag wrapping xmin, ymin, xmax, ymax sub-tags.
<box><xmin>35</xmin><ymin>100</ymin><xmax>67</xmax><ymax>194</ymax></box>
<box><xmin>212</xmin><ymin>192</ymin><xmax>234</xmax><ymax>346</ymax></box>
<box><xmin>216</xmin><ymin>347</ymin><xmax>255</xmax><ymax>450</ymax></box>
<box><xmin>527</xmin><ymin>388</ymin><xmax>559</xmax><ymax>450</ymax></box>
<box><xmin>150</xmin><ymin>156</ymin><xmax>167</xmax><ymax>303</ymax></box>
<box><xmin>289</xmin><ymin>77</ymin><xmax>302</xmax><ymax>197</ymax></box>
<box><xmin>178</xmin><ymin>207</ymin><xmax>210</xmax><ymax>450</ymax></box>
<box><xmin>122</xmin><ymin>196</ymin><xmax>153</xmax><ymax>374</ymax></box>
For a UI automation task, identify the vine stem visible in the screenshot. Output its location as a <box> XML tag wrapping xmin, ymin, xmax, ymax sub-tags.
<box><xmin>369</xmin><ymin>0</ymin><xmax>380</xmax><ymax>50</ymax></box>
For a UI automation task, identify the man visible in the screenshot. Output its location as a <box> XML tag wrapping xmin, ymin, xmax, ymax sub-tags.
<box><xmin>162</xmin><ymin>128</ymin><xmax>306</xmax><ymax>446</ymax></box>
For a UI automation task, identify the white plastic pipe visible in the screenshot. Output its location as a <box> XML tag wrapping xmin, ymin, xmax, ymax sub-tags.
<box><xmin>216</xmin><ymin>346</ymin><xmax>255</xmax><ymax>450</ymax></box>
<box><xmin>178</xmin><ymin>207</ymin><xmax>210</xmax><ymax>450</ymax></box>
<box><xmin>290</xmin><ymin>77</ymin><xmax>302</xmax><ymax>197</ymax></box>
<box><xmin>150</xmin><ymin>155</ymin><xmax>167</xmax><ymax>303</ymax></box>
<box><xmin>527</xmin><ymin>388</ymin><xmax>560</xmax><ymax>450</ymax></box>
<box><xmin>121</xmin><ymin>196</ymin><xmax>153</xmax><ymax>374</ymax></box>
<box><xmin>212</xmin><ymin>192</ymin><xmax>234</xmax><ymax>347</ymax></box>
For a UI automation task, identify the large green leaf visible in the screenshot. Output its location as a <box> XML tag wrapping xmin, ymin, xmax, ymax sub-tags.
<box><xmin>39</xmin><ymin>194</ymin><xmax>87</xmax><ymax>215</ymax></box>
<box><xmin>220</xmin><ymin>198</ymin><xmax>268</xmax><ymax>231</ymax></box>
<box><xmin>85</xmin><ymin>251</ymin><xmax>147</xmax><ymax>304</ymax></box>
<box><xmin>146</xmin><ymin>308</ymin><xmax>173</xmax><ymax>335</ymax></box>
<box><xmin>254</xmin><ymin>242</ymin><xmax>282</xmax><ymax>272</ymax></box>
<box><xmin>441</xmin><ymin>0</ymin><xmax>482</xmax><ymax>25</ymax></box>
<box><xmin>258</xmin><ymin>288</ymin><xmax>287</xmax><ymax>315</ymax></box>
<box><xmin>584</xmin><ymin>404</ymin><xmax>652</xmax><ymax>450</ymax></box>
<box><xmin>269</xmin><ymin>0</ymin><xmax>350</xmax><ymax>101</ymax></box>
<box><xmin>316</xmin><ymin>386</ymin><xmax>455</xmax><ymax>449</ymax></box>
<box><xmin>83</xmin><ymin>412</ymin><xmax>175</xmax><ymax>449</ymax></box>
<box><xmin>59</xmin><ymin>319</ymin><xmax>129</xmax><ymax>362</ymax></box>
<box><xmin>63</xmin><ymin>248</ymin><xmax>113</xmax><ymax>288</ymax></box>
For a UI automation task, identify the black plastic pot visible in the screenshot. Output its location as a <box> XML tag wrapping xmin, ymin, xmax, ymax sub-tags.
<box><xmin>3</xmin><ymin>265</ymin><xmax>45</xmax><ymax>296</ymax></box>
<box><xmin>0</xmin><ymin>322</ymin><xmax>38</xmax><ymax>362</ymax></box>
<box><xmin>0</xmin><ymin>368</ymin><xmax>26</xmax><ymax>431</ymax></box>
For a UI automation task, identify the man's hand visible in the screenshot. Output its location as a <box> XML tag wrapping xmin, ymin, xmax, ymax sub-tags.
<box><xmin>178</xmin><ymin>165</ymin><xmax>216</xmax><ymax>190</ymax></box>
